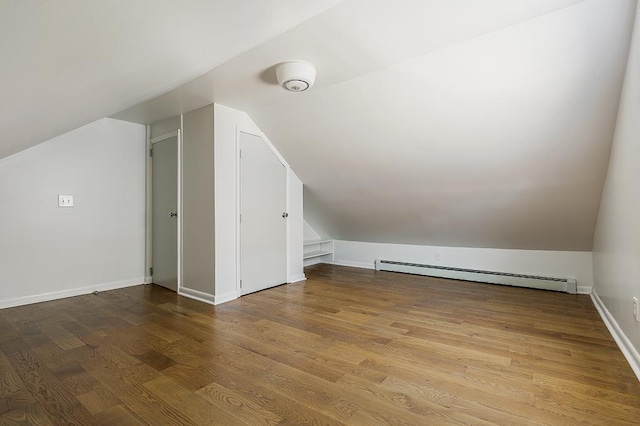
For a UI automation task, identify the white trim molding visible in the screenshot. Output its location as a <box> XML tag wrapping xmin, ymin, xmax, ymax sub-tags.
<box><xmin>287</xmin><ymin>274</ymin><xmax>307</xmax><ymax>284</ymax></box>
<box><xmin>332</xmin><ymin>259</ymin><xmax>375</xmax><ymax>270</ymax></box>
<box><xmin>177</xmin><ymin>124</ymin><xmax>184</xmax><ymax>295</ymax></box>
<box><xmin>235</xmin><ymin>125</ymin><xmax>242</xmax><ymax>297</ymax></box>
<box><xmin>591</xmin><ymin>290</ymin><xmax>640</xmax><ymax>381</ymax></box>
<box><xmin>0</xmin><ymin>278</ymin><xmax>144</xmax><ymax>310</ymax></box>
<box><xmin>179</xmin><ymin>287</ymin><xmax>215</xmax><ymax>305</ymax></box>
<box><xmin>577</xmin><ymin>286</ymin><xmax>592</xmax><ymax>295</ymax></box>
<box><xmin>213</xmin><ymin>290</ymin><xmax>239</xmax><ymax>305</ymax></box>
<box><xmin>179</xmin><ymin>287</ymin><xmax>239</xmax><ymax>306</ymax></box>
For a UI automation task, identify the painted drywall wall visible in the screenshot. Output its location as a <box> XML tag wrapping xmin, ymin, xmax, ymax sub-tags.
<box><xmin>303</xmin><ymin>219</ymin><xmax>321</xmax><ymax>241</ymax></box>
<box><xmin>333</xmin><ymin>240</ymin><xmax>593</xmax><ymax>292</ymax></box>
<box><xmin>592</xmin><ymin>5</ymin><xmax>640</xmax><ymax>377</ymax></box>
<box><xmin>252</xmin><ymin>0</ymin><xmax>636</xmax><ymax>252</ymax></box>
<box><xmin>303</xmin><ymin>186</ymin><xmax>333</xmax><ymax>240</ymax></box>
<box><xmin>213</xmin><ymin>104</ymin><xmax>304</xmax><ymax>303</ymax></box>
<box><xmin>182</xmin><ymin>105</ymin><xmax>215</xmax><ymax>296</ymax></box>
<box><xmin>212</xmin><ymin>104</ymin><xmax>242</xmax><ymax>303</ymax></box>
<box><xmin>0</xmin><ymin>118</ymin><xmax>146</xmax><ymax>308</ymax></box>
<box><xmin>287</xmin><ymin>170</ymin><xmax>305</xmax><ymax>283</ymax></box>
<box><xmin>150</xmin><ymin>116</ymin><xmax>181</xmax><ymax>139</ymax></box>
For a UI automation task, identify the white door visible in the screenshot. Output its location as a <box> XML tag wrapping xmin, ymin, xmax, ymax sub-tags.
<box><xmin>240</xmin><ymin>132</ymin><xmax>287</xmax><ymax>295</ymax></box>
<box><xmin>152</xmin><ymin>134</ymin><xmax>178</xmax><ymax>291</ymax></box>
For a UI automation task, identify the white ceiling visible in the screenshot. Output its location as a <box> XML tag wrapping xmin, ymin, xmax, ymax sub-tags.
<box><xmin>0</xmin><ymin>0</ymin><xmax>342</xmax><ymax>159</ymax></box>
<box><xmin>5</xmin><ymin>0</ymin><xmax>637</xmax><ymax>251</ymax></box>
<box><xmin>250</xmin><ymin>0</ymin><xmax>637</xmax><ymax>251</ymax></box>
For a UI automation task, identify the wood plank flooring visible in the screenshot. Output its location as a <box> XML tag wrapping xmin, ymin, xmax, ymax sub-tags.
<box><xmin>1</xmin><ymin>264</ymin><xmax>639</xmax><ymax>425</ymax></box>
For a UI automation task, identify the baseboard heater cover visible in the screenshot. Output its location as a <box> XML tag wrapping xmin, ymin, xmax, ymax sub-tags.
<box><xmin>375</xmin><ymin>260</ymin><xmax>577</xmax><ymax>294</ymax></box>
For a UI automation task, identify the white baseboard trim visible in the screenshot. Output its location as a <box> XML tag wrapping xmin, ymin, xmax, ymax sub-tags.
<box><xmin>178</xmin><ymin>287</ymin><xmax>239</xmax><ymax>306</ymax></box>
<box><xmin>331</xmin><ymin>259</ymin><xmax>375</xmax><ymax>270</ymax></box>
<box><xmin>591</xmin><ymin>290</ymin><xmax>640</xmax><ymax>381</ymax></box>
<box><xmin>214</xmin><ymin>290</ymin><xmax>239</xmax><ymax>305</ymax></box>
<box><xmin>179</xmin><ymin>287</ymin><xmax>215</xmax><ymax>305</ymax></box>
<box><xmin>0</xmin><ymin>278</ymin><xmax>144</xmax><ymax>310</ymax></box>
<box><xmin>577</xmin><ymin>286</ymin><xmax>592</xmax><ymax>294</ymax></box>
<box><xmin>287</xmin><ymin>274</ymin><xmax>307</xmax><ymax>284</ymax></box>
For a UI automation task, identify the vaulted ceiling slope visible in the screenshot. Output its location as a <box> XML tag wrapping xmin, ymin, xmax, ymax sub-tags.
<box><xmin>117</xmin><ymin>0</ymin><xmax>636</xmax><ymax>251</ymax></box>
<box><xmin>249</xmin><ymin>0</ymin><xmax>637</xmax><ymax>251</ymax></box>
<box><xmin>9</xmin><ymin>1</ymin><xmax>636</xmax><ymax>252</ymax></box>
<box><xmin>0</xmin><ymin>0</ymin><xmax>342</xmax><ymax>159</ymax></box>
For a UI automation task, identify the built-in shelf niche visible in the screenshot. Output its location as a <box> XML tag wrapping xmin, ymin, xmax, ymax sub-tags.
<box><xmin>303</xmin><ymin>239</ymin><xmax>333</xmax><ymax>265</ymax></box>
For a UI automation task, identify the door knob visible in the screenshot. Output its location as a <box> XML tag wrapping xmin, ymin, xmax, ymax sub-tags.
<box><xmin>169</xmin><ymin>212</ymin><xmax>178</xmax><ymax>218</ymax></box>
<box><xmin>282</xmin><ymin>212</ymin><xmax>289</xmax><ymax>218</ymax></box>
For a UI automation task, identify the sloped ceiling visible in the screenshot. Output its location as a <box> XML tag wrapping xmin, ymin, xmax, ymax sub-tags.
<box><xmin>250</xmin><ymin>0</ymin><xmax>637</xmax><ymax>251</ymax></box>
<box><xmin>116</xmin><ymin>0</ymin><xmax>637</xmax><ymax>251</ymax></box>
<box><xmin>7</xmin><ymin>0</ymin><xmax>637</xmax><ymax>252</ymax></box>
<box><xmin>0</xmin><ymin>0</ymin><xmax>342</xmax><ymax>159</ymax></box>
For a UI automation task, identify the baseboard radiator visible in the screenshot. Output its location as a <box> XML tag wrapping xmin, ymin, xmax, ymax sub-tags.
<box><xmin>375</xmin><ymin>260</ymin><xmax>577</xmax><ymax>294</ymax></box>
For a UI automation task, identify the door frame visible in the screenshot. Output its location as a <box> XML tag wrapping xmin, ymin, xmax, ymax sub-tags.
<box><xmin>235</xmin><ymin>128</ymin><xmax>290</xmax><ymax>296</ymax></box>
<box><xmin>146</xmin><ymin>126</ymin><xmax>183</xmax><ymax>292</ymax></box>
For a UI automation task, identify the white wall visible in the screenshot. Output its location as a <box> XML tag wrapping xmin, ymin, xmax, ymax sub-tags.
<box><xmin>0</xmin><ymin>118</ymin><xmax>146</xmax><ymax>308</ymax></box>
<box><xmin>213</xmin><ymin>104</ymin><xmax>304</xmax><ymax>303</ymax></box>
<box><xmin>303</xmin><ymin>219</ymin><xmax>321</xmax><ymax>241</ymax></box>
<box><xmin>592</xmin><ymin>6</ymin><xmax>640</xmax><ymax>379</ymax></box>
<box><xmin>333</xmin><ymin>240</ymin><xmax>593</xmax><ymax>292</ymax></box>
<box><xmin>182</xmin><ymin>105</ymin><xmax>215</xmax><ymax>297</ymax></box>
<box><xmin>287</xmin><ymin>171</ymin><xmax>305</xmax><ymax>283</ymax></box>
<box><xmin>253</xmin><ymin>0</ymin><xmax>637</xmax><ymax>253</ymax></box>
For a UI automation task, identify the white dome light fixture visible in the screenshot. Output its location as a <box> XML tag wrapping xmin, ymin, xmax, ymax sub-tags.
<box><xmin>276</xmin><ymin>60</ymin><xmax>316</xmax><ymax>92</ymax></box>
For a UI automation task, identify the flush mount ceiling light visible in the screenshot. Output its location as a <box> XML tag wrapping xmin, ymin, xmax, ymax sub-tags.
<box><xmin>276</xmin><ymin>60</ymin><xmax>316</xmax><ymax>92</ymax></box>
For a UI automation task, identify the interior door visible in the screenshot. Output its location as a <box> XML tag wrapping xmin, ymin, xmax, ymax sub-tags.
<box><xmin>152</xmin><ymin>135</ymin><xmax>178</xmax><ymax>291</ymax></box>
<box><xmin>240</xmin><ymin>132</ymin><xmax>287</xmax><ymax>295</ymax></box>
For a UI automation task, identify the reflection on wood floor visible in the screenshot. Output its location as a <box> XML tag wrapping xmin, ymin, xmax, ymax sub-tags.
<box><xmin>1</xmin><ymin>263</ymin><xmax>639</xmax><ymax>425</ymax></box>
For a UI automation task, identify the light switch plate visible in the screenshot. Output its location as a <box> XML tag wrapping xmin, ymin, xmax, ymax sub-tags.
<box><xmin>58</xmin><ymin>195</ymin><xmax>74</xmax><ymax>207</ymax></box>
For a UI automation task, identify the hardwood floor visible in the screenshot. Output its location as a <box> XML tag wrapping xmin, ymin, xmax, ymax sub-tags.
<box><xmin>1</xmin><ymin>264</ymin><xmax>639</xmax><ymax>425</ymax></box>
